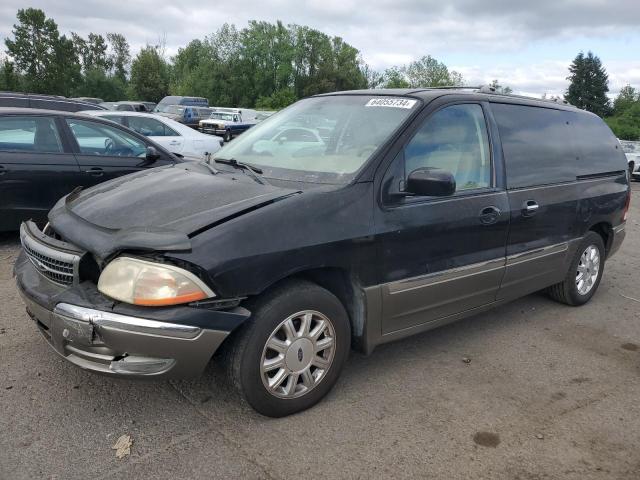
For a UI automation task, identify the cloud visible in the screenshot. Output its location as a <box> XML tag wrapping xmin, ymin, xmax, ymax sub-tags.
<box><xmin>1</xmin><ymin>0</ymin><xmax>639</xmax><ymax>96</ymax></box>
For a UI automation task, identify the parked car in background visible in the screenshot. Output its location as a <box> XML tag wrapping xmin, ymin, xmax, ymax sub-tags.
<box><xmin>0</xmin><ymin>92</ymin><xmax>106</xmax><ymax>112</ymax></box>
<box><xmin>156</xmin><ymin>105</ymin><xmax>212</xmax><ymax>129</ymax></box>
<box><xmin>13</xmin><ymin>88</ymin><xmax>629</xmax><ymax>417</ymax></box>
<box><xmin>82</xmin><ymin>110</ymin><xmax>222</xmax><ymax>159</ymax></box>
<box><xmin>71</xmin><ymin>97</ymin><xmax>104</xmax><ymax>105</ymax></box>
<box><xmin>141</xmin><ymin>101</ymin><xmax>157</xmax><ymax>112</ymax></box>
<box><xmin>199</xmin><ymin>109</ymin><xmax>258</xmax><ymax>141</ymax></box>
<box><xmin>619</xmin><ymin>139</ymin><xmax>640</xmax><ymax>180</ymax></box>
<box><xmin>154</xmin><ymin>96</ymin><xmax>208</xmax><ymax>112</ymax></box>
<box><xmin>0</xmin><ymin>107</ymin><xmax>180</xmax><ymax>231</ymax></box>
<box><xmin>99</xmin><ymin>101</ymin><xmax>151</xmax><ymax>112</ymax></box>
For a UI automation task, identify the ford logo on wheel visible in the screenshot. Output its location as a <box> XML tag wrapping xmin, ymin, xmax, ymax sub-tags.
<box><xmin>297</xmin><ymin>347</ymin><xmax>303</xmax><ymax>362</ymax></box>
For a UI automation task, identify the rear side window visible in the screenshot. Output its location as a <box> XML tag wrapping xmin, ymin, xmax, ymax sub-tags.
<box><xmin>569</xmin><ymin>112</ymin><xmax>626</xmax><ymax>175</ymax></box>
<box><xmin>128</xmin><ymin>117</ymin><xmax>178</xmax><ymax>137</ymax></box>
<box><xmin>0</xmin><ymin>116</ymin><xmax>63</xmax><ymax>153</ymax></box>
<box><xmin>492</xmin><ymin>103</ymin><xmax>575</xmax><ymax>189</ymax></box>
<box><xmin>101</xmin><ymin>115</ymin><xmax>127</xmax><ymax>126</ymax></box>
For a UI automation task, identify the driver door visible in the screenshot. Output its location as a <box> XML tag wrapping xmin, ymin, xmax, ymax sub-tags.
<box><xmin>63</xmin><ymin>118</ymin><xmax>172</xmax><ymax>187</ymax></box>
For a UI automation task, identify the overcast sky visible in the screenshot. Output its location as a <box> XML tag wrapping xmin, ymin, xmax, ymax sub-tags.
<box><xmin>1</xmin><ymin>0</ymin><xmax>639</xmax><ymax>97</ymax></box>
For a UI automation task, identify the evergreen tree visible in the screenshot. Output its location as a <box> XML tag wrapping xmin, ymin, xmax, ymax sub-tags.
<box><xmin>565</xmin><ymin>51</ymin><xmax>610</xmax><ymax>117</ymax></box>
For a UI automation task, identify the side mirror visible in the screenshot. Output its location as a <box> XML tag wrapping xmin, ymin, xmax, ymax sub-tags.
<box><xmin>405</xmin><ymin>168</ymin><xmax>456</xmax><ymax>196</ymax></box>
<box><xmin>145</xmin><ymin>146</ymin><xmax>160</xmax><ymax>161</ymax></box>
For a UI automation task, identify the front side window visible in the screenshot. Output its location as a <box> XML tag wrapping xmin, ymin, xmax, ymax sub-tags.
<box><xmin>404</xmin><ymin>104</ymin><xmax>491</xmax><ymax>191</ymax></box>
<box><xmin>66</xmin><ymin>119</ymin><xmax>147</xmax><ymax>157</ymax></box>
<box><xmin>215</xmin><ymin>95</ymin><xmax>419</xmax><ymax>184</ymax></box>
<box><xmin>128</xmin><ymin>117</ymin><xmax>178</xmax><ymax>137</ymax></box>
<box><xmin>0</xmin><ymin>116</ymin><xmax>62</xmax><ymax>153</ymax></box>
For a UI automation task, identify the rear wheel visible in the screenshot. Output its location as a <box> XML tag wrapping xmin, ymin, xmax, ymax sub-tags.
<box><xmin>547</xmin><ymin>231</ymin><xmax>605</xmax><ymax>306</ymax></box>
<box><xmin>227</xmin><ymin>280</ymin><xmax>350</xmax><ymax>417</ymax></box>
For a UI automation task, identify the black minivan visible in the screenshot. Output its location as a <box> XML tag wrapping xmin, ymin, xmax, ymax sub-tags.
<box><xmin>15</xmin><ymin>88</ymin><xmax>629</xmax><ymax>417</ymax></box>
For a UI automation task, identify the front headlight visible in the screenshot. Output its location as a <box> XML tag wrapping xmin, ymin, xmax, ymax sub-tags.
<box><xmin>98</xmin><ymin>257</ymin><xmax>215</xmax><ymax>306</ymax></box>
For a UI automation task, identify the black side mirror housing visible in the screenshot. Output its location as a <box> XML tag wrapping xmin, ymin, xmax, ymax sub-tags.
<box><xmin>146</xmin><ymin>146</ymin><xmax>160</xmax><ymax>161</ymax></box>
<box><xmin>405</xmin><ymin>168</ymin><xmax>456</xmax><ymax>196</ymax></box>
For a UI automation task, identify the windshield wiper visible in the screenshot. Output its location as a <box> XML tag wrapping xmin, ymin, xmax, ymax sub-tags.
<box><xmin>214</xmin><ymin>157</ymin><xmax>266</xmax><ymax>185</ymax></box>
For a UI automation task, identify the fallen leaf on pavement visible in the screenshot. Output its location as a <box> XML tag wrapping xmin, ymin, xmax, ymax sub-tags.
<box><xmin>112</xmin><ymin>434</ymin><xmax>133</xmax><ymax>459</ymax></box>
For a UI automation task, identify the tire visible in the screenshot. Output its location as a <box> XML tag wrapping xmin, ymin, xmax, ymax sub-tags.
<box><xmin>224</xmin><ymin>130</ymin><xmax>232</xmax><ymax>142</ymax></box>
<box><xmin>226</xmin><ymin>280</ymin><xmax>351</xmax><ymax>417</ymax></box>
<box><xmin>547</xmin><ymin>231</ymin><xmax>605</xmax><ymax>306</ymax></box>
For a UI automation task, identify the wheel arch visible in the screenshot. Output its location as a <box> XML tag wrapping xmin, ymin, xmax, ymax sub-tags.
<box><xmin>588</xmin><ymin>221</ymin><xmax>613</xmax><ymax>255</ymax></box>
<box><xmin>245</xmin><ymin>267</ymin><xmax>367</xmax><ymax>352</ymax></box>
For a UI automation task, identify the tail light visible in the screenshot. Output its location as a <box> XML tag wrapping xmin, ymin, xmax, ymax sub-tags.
<box><xmin>623</xmin><ymin>188</ymin><xmax>631</xmax><ymax>222</ymax></box>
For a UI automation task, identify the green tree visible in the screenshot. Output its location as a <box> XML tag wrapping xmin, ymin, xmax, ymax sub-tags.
<box><xmin>403</xmin><ymin>55</ymin><xmax>463</xmax><ymax>87</ymax></box>
<box><xmin>129</xmin><ymin>45</ymin><xmax>169</xmax><ymax>102</ymax></box>
<box><xmin>255</xmin><ymin>88</ymin><xmax>296</xmax><ymax>109</ymax></box>
<box><xmin>613</xmin><ymin>84</ymin><xmax>638</xmax><ymax>116</ymax></box>
<box><xmin>489</xmin><ymin>79</ymin><xmax>513</xmax><ymax>94</ymax></box>
<box><xmin>49</xmin><ymin>34</ymin><xmax>82</xmax><ymax>96</ymax></box>
<box><xmin>5</xmin><ymin>8</ymin><xmax>61</xmax><ymax>93</ymax></box>
<box><xmin>361</xmin><ymin>64</ymin><xmax>384</xmax><ymax>89</ymax></box>
<box><xmin>565</xmin><ymin>51</ymin><xmax>610</xmax><ymax>117</ymax></box>
<box><xmin>382</xmin><ymin>66</ymin><xmax>409</xmax><ymax>88</ymax></box>
<box><xmin>0</xmin><ymin>58</ymin><xmax>22</xmax><ymax>91</ymax></box>
<box><xmin>107</xmin><ymin>33</ymin><xmax>130</xmax><ymax>82</ymax></box>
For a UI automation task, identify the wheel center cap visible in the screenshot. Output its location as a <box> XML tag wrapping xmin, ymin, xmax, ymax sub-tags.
<box><xmin>285</xmin><ymin>338</ymin><xmax>314</xmax><ymax>372</ymax></box>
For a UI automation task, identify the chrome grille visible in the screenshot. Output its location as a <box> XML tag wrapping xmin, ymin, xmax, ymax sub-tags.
<box><xmin>20</xmin><ymin>224</ymin><xmax>80</xmax><ymax>286</ymax></box>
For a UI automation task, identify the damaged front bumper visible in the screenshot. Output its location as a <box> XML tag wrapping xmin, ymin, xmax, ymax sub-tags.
<box><xmin>15</xmin><ymin>238</ymin><xmax>250</xmax><ymax>379</ymax></box>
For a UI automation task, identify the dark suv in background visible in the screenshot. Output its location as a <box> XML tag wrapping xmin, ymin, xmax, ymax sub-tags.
<box><xmin>0</xmin><ymin>92</ymin><xmax>106</xmax><ymax>112</ymax></box>
<box><xmin>14</xmin><ymin>88</ymin><xmax>629</xmax><ymax>417</ymax></box>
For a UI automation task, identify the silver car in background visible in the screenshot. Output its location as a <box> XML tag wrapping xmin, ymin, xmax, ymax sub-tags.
<box><xmin>619</xmin><ymin>139</ymin><xmax>640</xmax><ymax>180</ymax></box>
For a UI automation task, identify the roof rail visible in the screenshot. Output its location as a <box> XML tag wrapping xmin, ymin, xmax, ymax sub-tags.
<box><xmin>472</xmin><ymin>85</ymin><xmax>573</xmax><ymax>107</ymax></box>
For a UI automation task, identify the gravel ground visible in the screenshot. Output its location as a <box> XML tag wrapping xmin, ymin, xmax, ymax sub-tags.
<box><xmin>1</xmin><ymin>185</ymin><xmax>640</xmax><ymax>480</ymax></box>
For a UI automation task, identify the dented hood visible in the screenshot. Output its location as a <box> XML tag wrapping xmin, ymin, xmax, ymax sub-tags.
<box><xmin>48</xmin><ymin>163</ymin><xmax>298</xmax><ymax>260</ymax></box>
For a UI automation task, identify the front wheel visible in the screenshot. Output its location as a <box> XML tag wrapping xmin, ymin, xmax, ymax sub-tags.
<box><xmin>226</xmin><ymin>280</ymin><xmax>351</xmax><ymax>417</ymax></box>
<box><xmin>547</xmin><ymin>231</ymin><xmax>605</xmax><ymax>306</ymax></box>
<box><xmin>224</xmin><ymin>130</ymin><xmax>232</xmax><ymax>142</ymax></box>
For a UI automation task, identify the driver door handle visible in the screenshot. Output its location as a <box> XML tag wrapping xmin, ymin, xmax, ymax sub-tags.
<box><xmin>522</xmin><ymin>200</ymin><xmax>539</xmax><ymax>217</ymax></box>
<box><xmin>85</xmin><ymin>167</ymin><xmax>104</xmax><ymax>177</ymax></box>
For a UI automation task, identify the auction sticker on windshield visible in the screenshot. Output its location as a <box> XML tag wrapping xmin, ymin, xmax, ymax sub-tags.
<box><xmin>365</xmin><ymin>98</ymin><xmax>417</xmax><ymax>109</ymax></box>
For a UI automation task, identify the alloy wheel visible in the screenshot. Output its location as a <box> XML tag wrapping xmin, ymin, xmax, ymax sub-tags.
<box><xmin>576</xmin><ymin>245</ymin><xmax>600</xmax><ymax>295</ymax></box>
<box><xmin>260</xmin><ymin>310</ymin><xmax>336</xmax><ymax>399</ymax></box>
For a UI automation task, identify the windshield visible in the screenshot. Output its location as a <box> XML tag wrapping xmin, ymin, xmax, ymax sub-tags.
<box><xmin>214</xmin><ymin>95</ymin><xmax>419</xmax><ymax>184</ymax></box>
<box><xmin>209</xmin><ymin>113</ymin><xmax>234</xmax><ymax>121</ymax></box>
<box><xmin>157</xmin><ymin>105</ymin><xmax>184</xmax><ymax>114</ymax></box>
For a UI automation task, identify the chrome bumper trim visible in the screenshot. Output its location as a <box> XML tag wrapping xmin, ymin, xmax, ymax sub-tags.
<box><xmin>54</xmin><ymin>303</ymin><xmax>202</xmax><ymax>339</ymax></box>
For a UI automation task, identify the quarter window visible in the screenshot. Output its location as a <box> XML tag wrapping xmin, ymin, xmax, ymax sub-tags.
<box><xmin>0</xmin><ymin>116</ymin><xmax>63</xmax><ymax>153</ymax></box>
<box><xmin>492</xmin><ymin>103</ymin><xmax>575</xmax><ymax>188</ymax></box>
<box><xmin>404</xmin><ymin>104</ymin><xmax>491</xmax><ymax>191</ymax></box>
<box><xmin>66</xmin><ymin>119</ymin><xmax>147</xmax><ymax>157</ymax></box>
